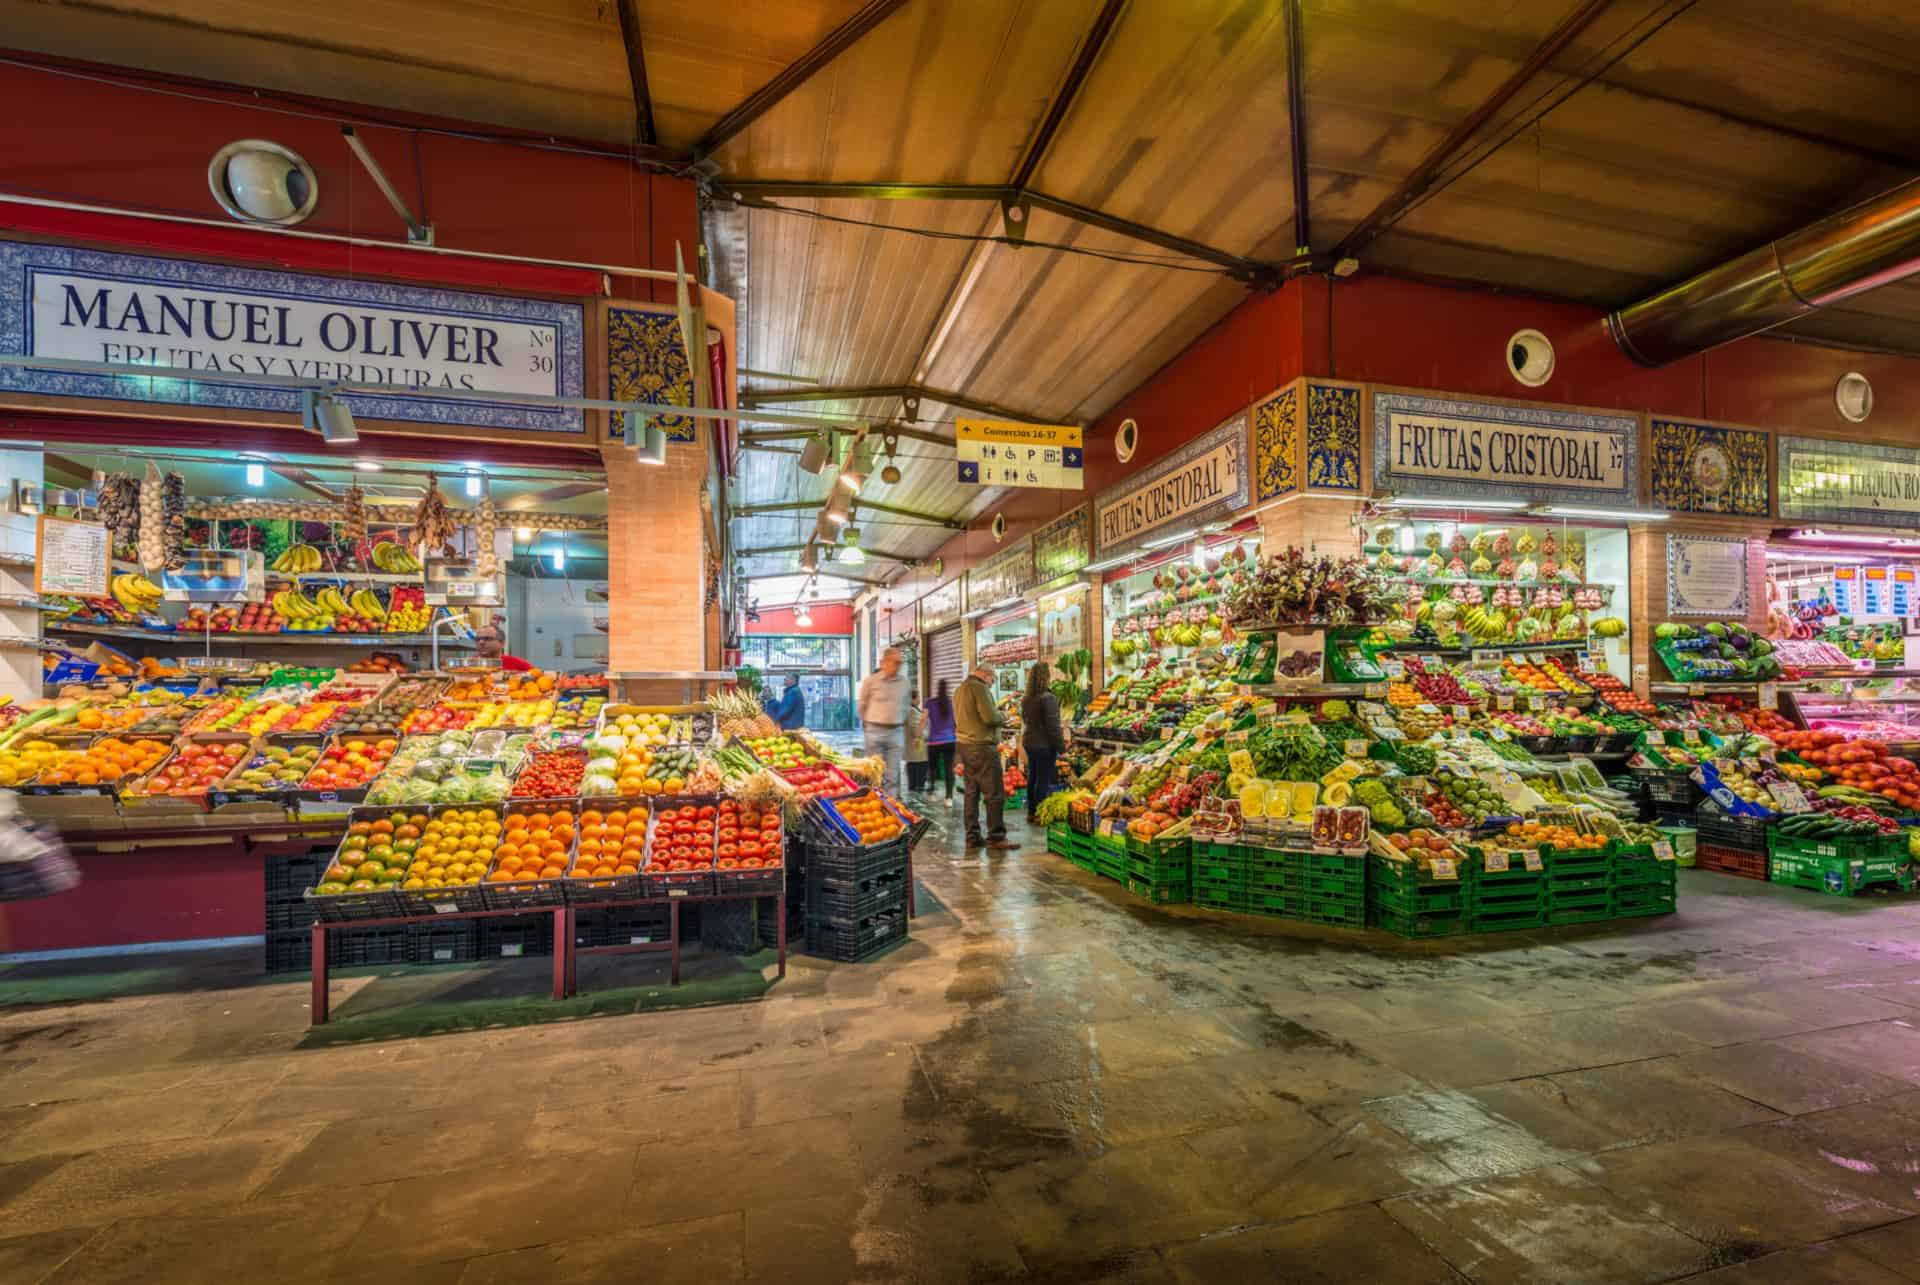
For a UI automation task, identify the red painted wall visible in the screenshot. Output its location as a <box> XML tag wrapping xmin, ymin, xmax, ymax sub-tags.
<box><xmin>747</xmin><ymin>604</ymin><xmax>855</xmax><ymax>635</ymax></box>
<box><xmin>0</xmin><ymin>54</ymin><xmax>697</xmax><ymax>302</ymax></box>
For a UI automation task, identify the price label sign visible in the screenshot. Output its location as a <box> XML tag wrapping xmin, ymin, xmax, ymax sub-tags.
<box><xmin>1681</xmin><ymin>728</ymin><xmax>1701</xmax><ymax>745</ymax></box>
<box><xmin>1484</xmin><ymin>849</ymin><xmax>1511</xmax><ymax>873</ymax></box>
<box><xmin>1652</xmin><ymin>840</ymin><xmax>1675</xmax><ymax>862</ymax></box>
<box><xmin>1430</xmin><ymin>857</ymin><xmax>1458</xmax><ymax>881</ymax></box>
<box><xmin>1417</xmin><ymin>703</ymin><xmax>1441</xmax><ymax>715</ymax></box>
<box><xmin>1688</xmin><ymin>682</ymin><xmax>1706</xmax><ymax>697</ymax></box>
<box><xmin>1472</xmin><ymin>649</ymin><xmax>1500</xmax><ymax>665</ymax></box>
<box><xmin>1496</xmin><ymin>693</ymin><xmax>1514</xmax><ymax>711</ymax></box>
<box><xmin>1759</xmin><ymin>682</ymin><xmax>1779</xmax><ymax>711</ymax></box>
<box><xmin>1489</xmin><ymin>727</ymin><xmax>1512</xmax><ymax>742</ymax></box>
<box><xmin>1252</xmin><ymin>700</ymin><xmax>1278</xmax><ymax>718</ymax></box>
<box><xmin>1363</xmin><ymin>683</ymin><xmax>1389</xmax><ymax>700</ymax></box>
<box><xmin>1404</xmin><ymin>776</ymin><xmax>1428</xmax><ymax>796</ymax></box>
<box><xmin>1375</xmin><ymin>726</ymin><xmax>1406</xmax><ymax>741</ymax></box>
<box><xmin>1384</xmin><ymin>661</ymin><xmax>1406</xmax><ymax>679</ymax></box>
<box><xmin>1227</xmin><ymin>730</ymin><xmax>1250</xmax><ymax>744</ymax></box>
<box><xmin>1523</xmin><ymin>850</ymin><xmax>1544</xmax><ymax>871</ymax></box>
<box><xmin>1767</xmin><ymin>780</ymin><xmax>1811</xmax><ymax>813</ymax></box>
<box><xmin>1344</xmin><ymin>739</ymin><xmax>1369</xmax><ymax>757</ymax></box>
<box><xmin>1452</xmin><ymin>705</ymin><xmax>1472</xmax><ymax>720</ymax></box>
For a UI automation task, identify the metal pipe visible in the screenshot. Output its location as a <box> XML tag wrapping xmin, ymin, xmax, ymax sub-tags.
<box><xmin>341</xmin><ymin>127</ymin><xmax>431</xmax><ymax>244</ymax></box>
<box><xmin>0</xmin><ymin>192</ymin><xmax>676</xmax><ymax>283</ymax></box>
<box><xmin>1285</xmin><ymin>0</ymin><xmax>1311</xmax><ymax>255</ymax></box>
<box><xmin>1607</xmin><ymin>173</ymin><xmax>1920</xmax><ymax>366</ymax></box>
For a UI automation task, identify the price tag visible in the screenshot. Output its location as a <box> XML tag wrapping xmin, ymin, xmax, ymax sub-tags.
<box><xmin>1759</xmin><ymin>682</ymin><xmax>1779</xmax><ymax>711</ymax></box>
<box><xmin>1688</xmin><ymin>683</ymin><xmax>1706</xmax><ymax>697</ymax></box>
<box><xmin>432</xmin><ymin>901</ymin><xmax>459</xmax><ymax>914</ymax></box>
<box><xmin>1681</xmin><ymin>728</ymin><xmax>1701</xmax><ymax>745</ymax></box>
<box><xmin>1359</xmin><ymin>701</ymin><xmax>1388</xmax><ymax>717</ymax></box>
<box><xmin>1452</xmin><ymin>705</ymin><xmax>1472</xmax><ymax>720</ymax></box>
<box><xmin>1237</xmin><ymin>684</ymin><xmax>1252</xmax><ymax>696</ymax></box>
<box><xmin>1281</xmin><ymin>712</ymin><xmax>1311</xmax><ymax>726</ymax></box>
<box><xmin>1404</xmin><ymin>776</ymin><xmax>1428</xmax><ymax>796</ymax></box>
<box><xmin>1484</xmin><ymin>849</ymin><xmax>1511</xmax><ymax>873</ymax></box>
<box><xmin>1375</xmin><ymin>726</ymin><xmax>1406</xmax><ymax>741</ymax></box>
<box><xmin>1417</xmin><ymin>703</ymin><xmax>1441</xmax><ymax>715</ymax></box>
<box><xmin>1252</xmin><ymin>699</ymin><xmax>1277</xmax><ymax>718</ymax></box>
<box><xmin>1489</xmin><ymin>727</ymin><xmax>1512</xmax><ymax>742</ymax></box>
<box><xmin>1430</xmin><ymin>857</ymin><xmax>1458</xmax><ymax>881</ymax></box>
<box><xmin>1363</xmin><ymin>683</ymin><xmax>1389</xmax><ymax>700</ymax></box>
<box><xmin>1496</xmin><ymin>693</ymin><xmax>1514</xmax><ymax>711</ymax></box>
<box><xmin>1530</xmin><ymin>652</ymin><xmax>1548</xmax><ymax>666</ymax></box>
<box><xmin>1524</xmin><ymin>850</ymin><xmax>1544</xmax><ymax>871</ymax></box>
<box><xmin>500</xmin><ymin>943</ymin><xmax>525</xmax><ymax>957</ymax></box>
<box><xmin>1344</xmin><ymin>739</ymin><xmax>1369</xmax><ymax>757</ymax></box>
<box><xmin>1472</xmin><ymin>649</ymin><xmax>1500</xmax><ymax>665</ymax></box>
<box><xmin>1384</xmin><ymin>661</ymin><xmax>1406</xmax><ymax>679</ymax></box>
<box><xmin>1227</xmin><ymin>729</ymin><xmax>1250</xmax><ymax>743</ymax></box>
<box><xmin>1422</xmin><ymin>654</ymin><xmax>1443</xmax><ymax>669</ymax></box>
<box><xmin>1652</xmin><ymin>840</ymin><xmax>1675</xmax><ymax>862</ymax></box>
<box><xmin>1767</xmin><ymin>780</ymin><xmax>1811</xmax><ymax>813</ymax></box>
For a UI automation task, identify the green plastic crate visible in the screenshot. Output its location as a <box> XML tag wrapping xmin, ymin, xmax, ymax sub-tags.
<box><xmin>1611</xmin><ymin>858</ymin><xmax>1678</xmax><ymax>890</ymax></box>
<box><xmin>1127</xmin><ymin>876</ymin><xmax>1189</xmax><ymax>905</ymax></box>
<box><xmin>1192</xmin><ymin>857</ymin><xmax>1249</xmax><ymax>886</ymax></box>
<box><xmin>1047</xmin><ymin>823</ymin><xmax>1073</xmax><ymax>856</ymax></box>
<box><xmin>1370</xmin><ymin>906</ymin><xmax>1468</xmax><ymax>938</ymax></box>
<box><xmin>1291</xmin><ymin>891</ymin><xmax>1367</xmax><ymax>927</ymax></box>
<box><xmin>1467</xmin><ymin>906</ymin><xmax>1548</xmax><ymax>933</ymax></box>
<box><xmin>1767</xmin><ymin>828</ymin><xmax>1887</xmax><ymax>863</ymax></box>
<box><xmin>1767</xmin><ymin>849</ymin><xmax>1901</xmax><ymax>896</ymax></box>
<box><xmin>1547</xmin><ymin>903</ymin><xmax>1617</xmax><ymax>926</ymax></box>
<box><xmin>1369</xmin><ymin>854</ymin><xmax>1474</xmax><ymax>914</ymax></box>
<box><xmin>1247</xmin><ymin>890</ymin><xmax>1292</xmax><ymax>917</ymax></box>
<box><xmin>1247</xmin><ymin>865</ymin><xmax>1294</xmax><ymax>894</ymax></box>
<box><xmin>1193</xmin><ymin>889</ymin><xmax>1251</xmax><ymax>914</ymax></box>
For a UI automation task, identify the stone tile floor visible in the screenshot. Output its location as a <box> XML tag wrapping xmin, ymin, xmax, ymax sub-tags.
<box><xmin>7</xmin><ymin>808</ymin><xmax>1920</xmax><ymax>1282</ymax></box>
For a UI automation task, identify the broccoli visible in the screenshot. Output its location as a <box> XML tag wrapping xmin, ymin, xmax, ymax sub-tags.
<box><xmin>1368</xmin><ymin>800</ymin><xmax>1406</xmax><ymax>827</ymax></box>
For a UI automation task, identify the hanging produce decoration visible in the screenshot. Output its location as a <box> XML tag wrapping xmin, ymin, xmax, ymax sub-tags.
<box><xmin>474</xmin><ymin>492</ymin><xmax>499</xmax><ymax>578</ymax></box>
<box><xmin>138</xmin><ymin>462</ymin><xmax>167</xmax><ymax>573</ymax></box>
<box><xmin>342</xmin><ymin>484</ymin><xmax>368</xmax><ymax>547</ymax></box>
<box><xmin>1226</xmin><ymin>548</ymin><xmax>1398</xmax><ymax>627</ymax></box>
<box><xmin>162</xmin><ymin>471</ymin><xmax>188</xmax><ymax>570</ymax></box>
<box><xmin>98</xmin><ymin>473</ymin><xmax>140</xmax><ymax>552</ymax></box>
<box><xmin>413</xmin><ymin>475</ymin><xmax>456</xmax><ymax>556</ymax></box>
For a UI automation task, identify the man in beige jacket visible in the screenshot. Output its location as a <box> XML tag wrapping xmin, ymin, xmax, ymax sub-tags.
<box><xmin>955</xmin><ymin>664</ymin><xmax>1013</xmax><ymax>851</ymax></box>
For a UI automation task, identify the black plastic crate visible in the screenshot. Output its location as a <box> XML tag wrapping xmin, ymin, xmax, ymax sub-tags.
<box><xmin>407</xmin><ymin>921</ymin><xmax>479</xmax><ymax>965</ymax></box>
<box><xmin>478</xmin><ymin>913</ymin><xmax>556</xmax><ymax>958</ymax></box>
<box><xmin>757</xmin><ymin>895</ymin><xmax>803</xmax><ymax>948</ymax></box>
<box><xmin>265</xmin><ymin>852</ymin><xmax>327</xmax><ymax>898</ymax></box>
<box><xmin>573</xmin><ymin>906</ymin><xmax>671</xmax><ymax>947</ymax></box>
<box><xmin>330</xmin><ymin>924</ymin><xmax>411</xmax><ymax>966</ymax></box>
<box><xmin>265</xmin><ymin>898</ymin><xmax>317</xmax><ymax>932</ymax></box>
<box><xmin>806</xmin><ymin>867</ymin><xmax>909</xmax><ymax>922</ymax></box>
<box><xmin>796</xmin><ymin>834</ymin><xmax>910</xmax><ymax>884</ymax></box>
<box><xmin>264</xmin><ymin>928</ymin><xmax>313</xmax><ymax>974</ymax></box>
<box><xmin>1697</xmin><ymin>802</ymin><xmax>1769</xmax><ymax>854</ymax></box>
<box><xmin>803</xmin><ymin>908</ymin><xmax>908</xmax><ymax>963</ymax></box>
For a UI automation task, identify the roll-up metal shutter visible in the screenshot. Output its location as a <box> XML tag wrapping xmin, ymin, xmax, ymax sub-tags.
<box><xmin>927</xmin><ymin>623</ymin><xmax>965</xmax><ymax>694</ymax></box>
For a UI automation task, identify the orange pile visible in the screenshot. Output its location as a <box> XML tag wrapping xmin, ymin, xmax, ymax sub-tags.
<box><xmin>572</xmin><ymin>806</ymin><xmax>647</xmax><ymax>878</ymax></box>
<box><xmin>1501</xmin><ymin>821</ymin><xmax>1605</xmax><ymax>850</ymax></box>
<box><xmin>38</xmin><ymin>736</ymin><xmax>169</xmax><ymax>786</ymax></box>
<box><xmin>490</xmin><ymin>808</ymin><xmax>576</xmax><ymax>883</ymax></box>
<box><xmin>838</xmin><ymin>794</ymin><xmax>903</xmax><ymax>844</ymax></box>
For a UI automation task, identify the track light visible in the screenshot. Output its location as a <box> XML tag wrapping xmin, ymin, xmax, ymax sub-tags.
<box><xmin>310</xmin><ymin>393</ymin><xmax>358</xmax><ymax>444</ymax></box>
<box><xmin>465</xmin><ymin>473</ymin><xmax>482</xmax><ymax>497</ymax></box>
<box><xmin>795</xmin><ymin>606</ymin><xmax>813</xmax><ymax>628</ymax></box>
<box><xmin>840</xmin><ymin>544</ymin><xmax>866</xmax><ymax>566</ymax></box>
<box><xmin>800</xmin><ymin>544</ymin><xmax>819</xmax><ymax>573</ymax></box>
<box><xmin>245</xmin><ymin>462</ymin><xmax>265</xmax><ymax>488</ymax></box>
<box><xmin>838</xmin><ymin>468</ymin><xmax>864</xmax><ymax>493</ymax></box>
<box><xmin>798</xmin><ymin>432</ymin><xmax>829</xmax><ymax>475</ymax></box>
<box><xmin>824</xmin><ymin>493</ymin><xmax>851</xmax><ymax>526</ymax></box>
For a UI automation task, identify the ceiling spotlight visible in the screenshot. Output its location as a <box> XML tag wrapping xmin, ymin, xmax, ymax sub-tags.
<box><xmin>800</xmin><ymin>544</ymin><xmax>820</xmax><ymax>573</ymax></box>
<box><xmin>245</xmin><ymin>462</ymin><xmax>265</xmax><ymax>488</ymax></box>
<box><xmin>824</xmin><ymin>494</ymin><xmax>851</xmax><ymax>526</ymax></box>
<box><xmin>465</xmin><ymin>473</ymin><xmax>483</xmax><ymax>498</ymax></box>
<box><xmin>798</xmin><ymin>431</ymin><xmax>829</xmax><ymax>475</ymax></box>
<box><xmin>515</xmin><ymin>526</ymin><xmax>534</xmax><ymax>542</ymax></box>
<box><xmin>311</xmin><ymin>393</ymin><xmax>358</xmax><ymax>445</ymax></box>
<box><xmin>840</xmin><ymin>544</ymin><xmax>867</xmax><ymax>566</ymax></box>
<box><xmin>795</xmin><ymin>606</ymin><xmax>813</xmax><ymax>628</ymax></box>
<box><xmin>838</xmin><ymin>469</ymin><xmax>864</xmax><ymax>493</ymax></box>
<box><xmin>880</xmin><ymin>462</ymin><xmax>902</xmax><ymax>485</ymax></box>
<box><xmin>551</xmin><ymin>545</ymin><xmax>566</xmax><ymax>573</ymax></box>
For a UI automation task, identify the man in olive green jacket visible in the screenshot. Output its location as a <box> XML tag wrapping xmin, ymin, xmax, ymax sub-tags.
<box><xmin>956</xmin><ymin>665</ymin><xmax>1013</xmax><ymax>851</ymax></box>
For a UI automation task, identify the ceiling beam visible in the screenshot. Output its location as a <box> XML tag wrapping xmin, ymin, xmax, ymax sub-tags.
<box><xmin>1330</xmin><ymin>0</ymin><xmax>1619</xmax><ymax>262</ymax></box>
<box><xmin>1009</xmin><ymin>0</ymin><xmax>1129</xmax><ymax>193</ymax></box>
<box><xmin>742</xmin><ymin>570</ymin><xmax>893</xmax><ymax>587</ymax></box>
<box><xmin>733</xmin><ymin>501</ymin><xmax>822</xmax><ymax>516</ymax></box>
<box><xmin>612</xmin><ymin>0</ymin><xmax>657</xmax><ymax>147</ymax></box>
<box><xmin>715</xmin><ymin>182</ymin><xmax>1281</xmax><ymax>283</ymax></box>
<box><xmin>692</xmin><ymin>0</ymin><xmax>911</xmax><ymax>160</ymax></box>
<box><xmin>740</xmin><ymin>425</ymin><xmax>950</xmax><ymax>450</ymax></box>
<box><xmin>737</xmin><ymin>543</ymin><xmax>914</xmax><ymax>562</ymax></box>
<box><xmin>1285</xmin><ymin>0</ymin><xmax>1311</xmax><ymax>255</ymax></box>
<box><xmin>853</xmin><ymin>498</ymin><xmax>964</xmax><ymax>529</ymax></box>
<box><xmin>737</xmin><ymin>381</ymin><xmax>1056</xmax><ymax>425</ymax></box>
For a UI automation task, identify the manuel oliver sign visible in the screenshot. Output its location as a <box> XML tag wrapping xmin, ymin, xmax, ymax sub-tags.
<box><xmin>0</xmin><ymin>239</ymin><xmax>586</xmax><ymax>433</ymax></box>
<box><xmin>1372</xmin><ymin>390</ymin><xmax>1636</xmax><ymax>505</ymax></box>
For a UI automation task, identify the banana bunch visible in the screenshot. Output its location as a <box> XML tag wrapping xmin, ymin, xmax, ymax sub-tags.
<box><xmin>271</xmin><ymin>544</ymin><xmax>324</xmax><ymax>573</ymax></box>
<box><xmin>371</xmin><ymin>541</ymin><xmax>421</xmax><ymax>574</ymax></box>
<box><xmin>314</xmin><ymin>586</ymin><xmax>354</xmax><ymax>617</ymax></box>
<box><xmin>349</xmin><ymin>588</ymin><xmax>388</xmax><ymax>622</ymax></box>
<box><xmin>111</xmin><ymin>572</ymin><xmax>163</xmax><ymax>613</ymax></box>
<box><xmin>272</xmin><ymin>588</ymin><xmax>326</xmax><ymax>620</ymax></box>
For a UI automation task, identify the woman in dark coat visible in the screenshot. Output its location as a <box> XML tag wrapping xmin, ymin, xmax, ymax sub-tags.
<box><xmin>1021</xmin><ymin>661</ymin><xmax>1066</xmax><ymax>822</ymax></box>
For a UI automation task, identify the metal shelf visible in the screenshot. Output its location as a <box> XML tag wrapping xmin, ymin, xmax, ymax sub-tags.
<box><xmin>1380</xmin><ymin>639</ymin><xmax>1592</xmax><ymax>655</ymax></box>
<box><xmin>46</xmin><ymin>622</ymin><xmax>473</xmax><ymax>649</ymax></box>
<box><xmin>267</xmin><ymin>571</ymin><xmax>424</xmax><ymax>584</ymax></box>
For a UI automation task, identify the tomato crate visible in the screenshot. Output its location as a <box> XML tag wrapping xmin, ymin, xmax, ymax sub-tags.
<box><xmin>1298</xmin><ymin>851</ymin><xmax>1367</xmax><ymax>879</ymax></box>
<box><xmin>1695</xmin><ymin>842</ymin><xmax>1768</xmax><ymax>880</ymax></box>
<box><xmin>1612</xmin><ymin>883</ymin><xmax>1678</xmax><ymax>914</ymax></box>
<box><xmin>1472</xmin><ymin>883</ymin><xmax>1546</xmax><ymax>915</ymax></box>
<box><xmin>1697</xmin><ymin>803</ymin><xmax>1771</xmax><ymax>854</ymax></box>
<box><xmin>1468</xmin><ymin>905</ymin><xmax>1548</xmax><ymax>933</ymax></box>
<box><xmin>1768</xmin><ymin>848</ymin><xmax>1902</xmax><ymax>896</ymax></box>
<box><xmin>1546</xmin><ymin>873</ymin><xmax>1611</xmax><ymax>899</ymax></box>
<box><xmin>1127</xmin><ymin>876</ymin><xmax>1189</xmax><ymax>905</ymax></box>
<box><xmin>799</xmin><ymin>834</ymin><xmax>909</xmax><ymax>882</ymax></box>
<box><xmin>1766</xmin><ymin>828</ymin><xmax>1886</xmax><ymax>863</ymax></box>
<box><xmin>1125</xmin><ymin>830</ymin><xmax>1191</xmax><ymax>859</ymax></box>
<box><xmin>1370</xmin><ymin>906</ymin><xmax>1468</xmax><ymax>938</ymax></box>
<box><xmin>1192</xmin><ymin>856</ymin><xmax>1249</xmax><ymax>886</ymax></box>
<box><xmin>1193</xmin><ymin>839</ymin><xmax>1247</xmax><ymax>864</ymax></box>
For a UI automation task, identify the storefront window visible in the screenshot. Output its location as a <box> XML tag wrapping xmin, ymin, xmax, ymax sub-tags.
<box><xmin>750</xmin><ymin>633</ymin><xmax>854</xmax><ymax>731</ymax></box>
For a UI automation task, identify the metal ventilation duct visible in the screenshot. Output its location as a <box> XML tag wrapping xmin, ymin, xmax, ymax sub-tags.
<box><xmin>1607</xmin><ymin>175</ymin><xmax>1920</xmax><ymax>367</ymax></box>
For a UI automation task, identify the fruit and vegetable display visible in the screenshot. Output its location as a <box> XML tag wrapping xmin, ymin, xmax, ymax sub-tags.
<box><xmin>648</xmin><ymin>803</ymin><xmax>717</xmax><ymax>871</ymax></box>
<box><xmin>226</xmin><ymin>741</ymin><xmax>324</xmax><ymax>791</ymax></box>
<box><xmin>742</xmin><ymin>735</ymin><xmax>815</xmax><ymax>770</ymax></box>
<box><xmin>716</xmin><ymin>799</ymin><xmax>782</xmax><ymax>869</ymax></box>
<box><xmin>512</xmin><ymin>750</ymin><xmax>586</xmax><ymax>799</ymax></box>
<box><xmin>489</xmin><ymin>807</ymin><xmax>575</xmax><ymax>883</ymax></box>
<box><xmin>125</xmin><ymin>739</ymin><xmax>251</xmax><ymax>797</ymax></box>
<box><xmin>829</xmin><ymin>792</ymin><xmax>904</xmax><ymax>845</ymax></box>
<box><xmin>302</xmin><ymin>736</ymin><xmax>399</xmax><ymax>792</ymax></box>
<box><xmin>573</xmin><ymin>806</ymin><xmax>649</xmax><ymax>879</ymax></box>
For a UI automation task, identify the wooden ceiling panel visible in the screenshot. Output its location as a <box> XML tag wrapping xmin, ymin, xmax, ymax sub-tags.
<box><xmin>709</xmin><ymin>0</ymin><xmax>1102</xmax><ymax>183</ymax></box>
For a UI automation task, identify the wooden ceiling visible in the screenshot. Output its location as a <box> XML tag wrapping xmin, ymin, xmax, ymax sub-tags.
<box><xmin>9</xmin><ymin>0</ymin><xmax>1920</xmax><ymax>584</ymax></box>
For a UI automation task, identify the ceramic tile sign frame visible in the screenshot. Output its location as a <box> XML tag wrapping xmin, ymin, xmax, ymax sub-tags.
<box><xmin>0</xmin><ymin>239</ymin><xmax>586</xmax><ymax>434</ymax></box>
<box><xmin>1093</xmin><ymin>413</ymin><xmax>1248</xmax><ymax>559</ymax></box>
<box><xmin>1371</xmin><ymin>390</ymin><xmax>1636</xmax><ymax>506</ymax></box>
<box><xmin>917</xmin><ymin>577</ymin><xmax>964</xmax><ymax>634</ymax></box>
<box><xmin>965</xmin><ymin>536</ymin><xmax>1037</xmax><ymax>614</ymax></box>
<box><xmin>1778</xmin><ymin>435</ymin><xmax>1920</xmax><ymax>528</ymax></box>
<box><xmin>1666</xmin><ymin>533</ymin><xmax>1749</xmax><ymax>617</ymax></box>
<box><xmin>1648</xmin><ymin>417</ymin><xmax>1769</xmax><ymax>516</ymax></box>
<box><xmin>1032</xmin><ymin>505</ymin><xmax>1092</xmax><ymax>582</ymax></box>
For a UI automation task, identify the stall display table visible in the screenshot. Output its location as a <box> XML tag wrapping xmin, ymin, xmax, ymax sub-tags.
<box><xmin>308</xmin><ymin>888</ymin><xmax>787</xmax><ymax>1024</ymax></box>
